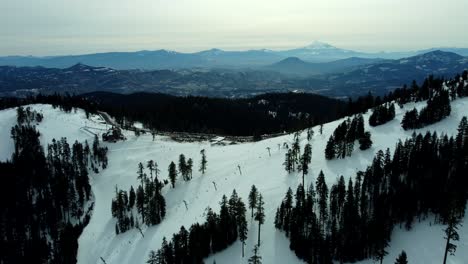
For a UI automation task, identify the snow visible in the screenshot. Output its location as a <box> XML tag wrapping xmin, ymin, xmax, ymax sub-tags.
<box><xmin>304</xmin><ymin>41</ymin><xmax>335</xmax><ymax>50</ymax></box>
<box><xmin>0</xmin><ymin>98</ymin><xmax>468</xmax><ymax>264</ymax></box>
<box><xmin>0</xmin><ymin>104</ymin><xmax>108</xmax><ymax>161</ymax></box>
<box><xmin>133</xmin><ymin>122</ymin><xmax>144</xmax><ymax>129</ymax></box>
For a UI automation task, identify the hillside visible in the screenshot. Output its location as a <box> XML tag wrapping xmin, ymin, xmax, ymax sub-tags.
<box><xmin>265</xmin><ymin>56</ymin><xmax>384</xmax><ymax>76</ymax></box>
<box><xmin>1</xmin><ymin>94</ymin><xmax>467</xmax><ymax>263</ymax></box>
<box><xmin>326</xmin><ymin>51</ymin><xmax>468</xmax><ymax>95</ymax></box>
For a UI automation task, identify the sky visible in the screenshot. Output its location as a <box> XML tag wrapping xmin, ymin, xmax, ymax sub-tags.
<box><xmin>1</xmin><ymin>0</ymin><xmax>468</xmax><ymax>56</ymax></box>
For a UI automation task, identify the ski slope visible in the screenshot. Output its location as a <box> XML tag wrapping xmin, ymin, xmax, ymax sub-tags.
<box><xmin>0</xmin><ymin>98</ymin><xmax>467</xmax><ymax>264</ymax></box>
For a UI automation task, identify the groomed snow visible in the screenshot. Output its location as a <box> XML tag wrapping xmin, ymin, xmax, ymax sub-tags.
<box><xmin>0</xmin><ymin>98</ymin><xmax>467</xmax><ymax>264</ymax></box>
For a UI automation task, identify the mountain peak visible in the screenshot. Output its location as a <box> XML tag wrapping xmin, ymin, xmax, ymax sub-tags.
<box><xmin>414</xmin><ymin>50</ymin><xmax>463</xmax><ymax>61</ymax></box>
<box><xmin>278</xmin><ymin>57</ymin><xmax>307</xmax><ymax>64</ymax></box>
<box><xmin>303</xmin><ymin>41</ymin><xmax>336</xmax><ymax>50</ymax></box>
<box><xmin>197</xmin><ymin>48</ymin><xmax>226</xmax><ymax>56</ymax></box>
<box><xmin>67</xmin><ymin>63</ymin><xmax>92</xmax><ymax>70</ymax></box>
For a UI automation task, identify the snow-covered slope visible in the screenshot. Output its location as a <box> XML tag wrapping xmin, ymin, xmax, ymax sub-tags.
<box><xmin>1</xmin><ymin>99</ymin><xmax>467</xmax><ymax>264</ymax></box>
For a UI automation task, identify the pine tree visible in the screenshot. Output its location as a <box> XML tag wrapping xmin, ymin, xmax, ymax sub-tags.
<box><xmin>359</xmin><ymin>131</ymin><xmax>373</xmax><ymax>150</ymax></box>
<box><xmin>401</xmin><ymin>108</ymin><xmax>419</xmax><ymax>130</ymax></box>
<box><xmin>374</xmin><ymin>245</ymin><xmax>388</xmax><ymax>264</ymax></box>
<box><xmin>199</xmin><ymin>149</ymin><xmax>207</xmax><ymax>174</ymax></box>
<box><xmin>187</xmin><ymin>158</ymin><xmax>193</xmax><ymax>180</ymax></box>
<box><xmin>325</xmin><ymin>135</ymin><xmax>336</xmax><ymax>160</ymax></box>
<box><xmin>254</xmin><ymin>194</ymin><xmax>265</xmax><ymax>246</ymax></box>
<box><xmin>153</xmin><ymin>162</ymin><xmax>160</xmax><ymax>181</ymax></box>
<box><xmin>137</xmin><ymin>162</ymin><xmax>146</xmax><ymax>187</ymax></box>
<box><xmin>248</xmin><ymin>185</ymin><xmax>258</xmax><ymax>218</ymax></box>
<box><xmin>136</xmin><ymin>185</ymin><xmax>145</xmax><ymax>222</ymax></box>
<box><xmin>179</xmin><ymin>154</ymin><xmax>187</xmax><ymax>180</ymax></box>
<box><xmin>236</xmin><ymin>197</ymin><xmax>248</xmax><ymax>257</ymax></box>
<box><xmin>443</xmin><ymin>213</ymin><xmax>461</xmax><ymax>264</ymax></box>
<box><xmin>307</xmin><ymin>128</ymin><xmax>314</xmax><ymax>141</ymax></box>
<box><xmin>283</xmin><ymin>149</ymin><xmax>293</xmax><ymax>173</ymax></box>
<box><xmin>168</xmin><ymin>162</ymin><xmax>177</xmax><ymax>188</ymax></box>
<box><xmin>129</xmin><ymin>186</ymin><xmax>136</xmax><ymax>208</ymax></box>
<box><xmin>147</xmin><ymin>160</ymin><xmax>155</xmax><ymax>179</ymax></box>
<box><xmin>394</xmin><ymin>250</ymin><xmax>408</xmax><ymax>264</ymax></box>
<box><xmin>248</xmin><ymin>245</ymin><xmax>262</xmax><ymax>264</ymax></box>
<box><xmin>316</xmin><ymin>170</ymin><xmax>328</xmax><ymax>229</ymax></box>
<box><xmin>292</xmin><ymin>136</ymin><xmax>301</xmax><ymax>162</ymax></box>
<box><xmin>299</xmin><ymin>143</ymin><xmax>312</xmax><ymax>186</ymax></box>
<box><xmin>147</xmin><ymin>250</ymin><xmax>158</xmax><ymax>264</ymax></box>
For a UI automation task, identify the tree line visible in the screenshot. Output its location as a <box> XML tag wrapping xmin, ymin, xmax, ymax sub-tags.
<box><xmin>0</xmin><ymin>113</ymin><xmax>108</xmax><ymax>263</ymax></box>
<box><xmin>401</xmin><ymin>89</ymin><xmax>451</xmax><ymax>130</ymax></box>
<box><xmin>147</xmin><ymin>189</ymin><xmax>252</xmax><ymax>264</ymax></box>
<box><xmin>112</xmin><ymin>150</ymin><xmax>207</xmax><ymax>234</ymax></box>
<box><xmin>112</xmin><ymin>162</ymin><xmax>166</xmax><ymax>234</ymax></box>
<box><xmin>325</xmin><ymin>114</ymin><xmax>372</xmax><ymax>160</ymax></box>
<box><xmin>2</xmin><ymin>71</ymin><xmax>465</xmax><ymax>138</ymax></box>
<box><xmin>283</xmin><ymin>132</ymin><xmax>313</xmax><ymax>187</ymax></box>
<box><xmin>275</xmin><ymin>116</ymin><xmax>468</xmax><ymax>264</ymax></box>
<box><xmin>369</xmin><ymin>103</ymin><xmax>395</xmax><ymax>127</ymax></box>
<box><xmin>16</xmin><ymin>106</ymin><xmax>44</xmax><ymax>124</ymax></box>
<box><xmin>146</xmin><ymin>186</ymin><xmax>265</xmax><ymax>264</ymax></box>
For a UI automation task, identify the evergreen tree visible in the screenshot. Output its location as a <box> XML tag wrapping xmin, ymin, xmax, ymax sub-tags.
<box><xmin>136</xmin><ymin>185</ymin><xmax>145</xmax><ymax>222</ymax></box>
<box><xmin>154</xmin><ymin>162</ymin><xmax>160</xmax><ymax>180</ymax></box>
<box><xmin>179</xmin><ymin>154</ymin><xmax>188</xmax><ymax>181</ymax></box>
<box><xmin>147</xmin><ymin>160</ymin><xmax>155</xmax><ymax>179</ymax></box>
<box><xmin>237</xmin><ymin>199</ymin><xmax>249</xmax><ymax>257</ymax></box>
<box><xmin>401</xmin><ymin>108</ymin><xmax>419</xmax><ymax>130</ymax></box>
<box><xmin>283</xmin><ymin>149</ymin><xmax>294</xmax><ymax>173</ymax></box>
<box><xmin>316</xmin><ymin>170</ymin><xmax>328</xmax><ymax>229</ymax></box>
<box><xmin>248</xmin><ymin>185</ymin><xmax>258</xmax><ymax>218</ymax></box>
<box><xmin>299</xmin><ymin>143</ymin><xmax>312</xmax><ymax>186</ymax></box>
<box><xmin>443</xmin><ymin>213</ymin><xmax>461</xmax><ymax>264</ymax></box>
<box><xmin>292</xmin><ymin>136</ymin><xmax>301</xmax><ymax>163</ymax></box>
<box><xmin>359</xmin><ymin>131</ymin><xmax>373</xmax><ymax>150</ymax></box>
<box><xmin>137</xmin><ymin>162</ymin><xmax>146</xmax><ymax>187</ymax></box>
<box><xmin>129</xmin><ymin>186</ymin><xmax>136</xmax><ymax>208</ymax></box>
<box><xmin>248</xmin><ymin>245</ymin><xmax>262</xmax><ymax>264</ymax></box>
<box><xmin>374</xmin><ymin>247</ymin><xmax>388</xmax><ymax>264</ymax></box>
<box><xmin>187</xmin><ymin>158</ymin><xmax>193</xmax><ymax>180</ymax></box>
<box><xmin>394</xmin><ymin>250</ymin><xmax>408</xmax><ymax>264</ymax></box>
<box><xmin>307</xmin><ymin>128</ymin><xmax>314</xmax><ymax>141</ymax></box>
<box><xmin>147</xmin><ymin>250</ymin><xmax>158</xmax><ymax>264</ymax></box>
<box><xmin>325</xmin><ymin>135</ymin><xmax>336</xmax><ymax>160</ymax></box>
<box><xmin>199</xmin><ymin>149</ymin><xmax>207</xmax><ymax>174</ymax></box>
<box><xmin>255</xmin><ymin>194</ymin><xmax>265</xmax><ymax>246</ymax></box>
<box><xmin>168</xmin><ymin>162</ymin><xmax>177</xmax><ymax>188</ymax></box>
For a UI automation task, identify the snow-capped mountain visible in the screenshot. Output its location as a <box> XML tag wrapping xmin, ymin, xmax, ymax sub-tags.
<box><xmin>278</xmin><ymin>41</ymin><xmax>364</xmax><ymax>62</ymax></box>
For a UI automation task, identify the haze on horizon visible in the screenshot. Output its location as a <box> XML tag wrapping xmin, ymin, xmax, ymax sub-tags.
<box><xmin>1</xmin><ymin>0</ymin><xmax>468</xmax><ymax>56</ymax></box>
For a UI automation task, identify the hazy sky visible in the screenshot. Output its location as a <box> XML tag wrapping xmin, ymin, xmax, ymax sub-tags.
<box><xmin>1</xmin><ymin>0</ymin><xmax>468</xmax><ymax>56</ymax></box>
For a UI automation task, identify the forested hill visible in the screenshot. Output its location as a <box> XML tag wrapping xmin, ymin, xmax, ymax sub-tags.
<box><xmin>0</xmin><ymin>92</ymin><xmax>349</xmax><ymax>136</ymax></box>
<box><xmin>81</xmin><ymin>92</ymin><xmax>347</xmax><ymax>136</ymax></box>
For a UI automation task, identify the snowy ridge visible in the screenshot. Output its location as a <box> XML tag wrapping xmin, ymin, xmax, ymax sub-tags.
<box><xmin>0</xmin><ymin>99</ymin><xmax>467</xmax><ymax>264</ymax></box>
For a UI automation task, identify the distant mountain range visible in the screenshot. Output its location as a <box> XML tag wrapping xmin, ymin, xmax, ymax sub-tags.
<box><xmin>324</xmin><ymin>50</ymin><xmax>468</xmax><ymax>95</ymax></box>
<box><xmin>265</xmin><ymin>56</ymin><xmax>386</xmax><ymax>76</ymax></box>
<box><xmin>0</xmin><ymin>50</ymin><xmax>467</xmax><ymax>98</ymax></box>
<box><xmin>1</xmin><ymin>41</ymin><xmax>468</xmax><ymax>70</ymax></box>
